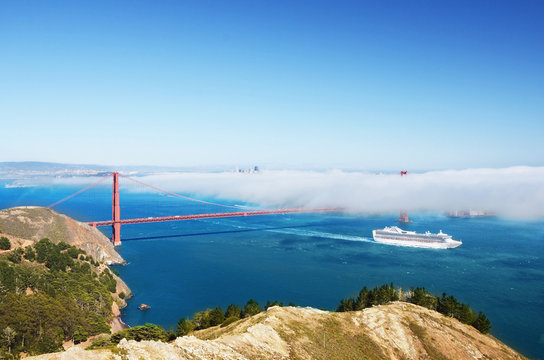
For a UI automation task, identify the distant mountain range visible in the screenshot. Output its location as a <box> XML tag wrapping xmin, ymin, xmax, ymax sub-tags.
<box><xmin>0</xmin><ymin>161</ymin><xmax>108</xmax><ymax>172</ymax></box>
<box><xmin>0</xmin><ymin>161</ymin><xmax>221</xmax><ymax>177</ymax></box>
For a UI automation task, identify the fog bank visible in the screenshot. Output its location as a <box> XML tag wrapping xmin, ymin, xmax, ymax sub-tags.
<box><xmin>127</xmin><ymin>166</ymin><xmax>544</xmax><ymax>219</ymax></box>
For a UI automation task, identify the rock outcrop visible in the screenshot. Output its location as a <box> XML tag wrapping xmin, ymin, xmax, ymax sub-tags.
<box><xmin>28</xmin><ymin>303</ymin><xmax>526</xmax><ymax>360</ymax></box>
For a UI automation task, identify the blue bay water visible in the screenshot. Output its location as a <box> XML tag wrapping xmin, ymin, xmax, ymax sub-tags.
<box><xmin>1</xmin><ymin>182</ymin><xmax>543</xmax><ymax>359</ymax></box>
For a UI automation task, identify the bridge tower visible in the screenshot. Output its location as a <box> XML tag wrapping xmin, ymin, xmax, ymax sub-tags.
<box><xmin>112</xmin><ymin>172</ymin><xmax>121</xmax><ymax>245</ymax></box>
<box><xmin>397</xmin><ymin>170</ymin><xmax>412</xmax><ymax>224</ymax></box>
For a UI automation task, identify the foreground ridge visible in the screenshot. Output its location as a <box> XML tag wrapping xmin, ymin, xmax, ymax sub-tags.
<box><xmin>29</xmin><ymin>303</ymin><xmax>525</xmax><ymax>360</ymax></box>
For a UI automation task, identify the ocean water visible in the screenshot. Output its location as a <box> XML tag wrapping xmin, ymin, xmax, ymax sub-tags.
<box><xmin>1</xmin><ymin>182</ymin><xmax>543</xmax><ymax>359</ymax></box>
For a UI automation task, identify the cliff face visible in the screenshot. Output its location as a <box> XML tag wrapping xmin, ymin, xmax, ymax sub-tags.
<box><xmin>0</xmin><ymin>206</ymin><xmax>124</xmax><ymax>264</ymax></box>
<box><xmin>28</xmin><ymin>303</ymin><xmax>525</xmax><ymax>360</ymax></box>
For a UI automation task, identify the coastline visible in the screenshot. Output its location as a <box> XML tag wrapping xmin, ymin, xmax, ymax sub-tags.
<box><xmin>110</xmin><ymin>316</ymin><xmax>129</xmax><ymax>332</ymax></box>
<box><xmin>109</xmin><ymin>266</ymin><xmax>133</xmax><ymax>333</ymax></box>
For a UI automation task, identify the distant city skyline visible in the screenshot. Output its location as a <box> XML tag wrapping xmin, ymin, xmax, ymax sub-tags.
<box><xmin>1</xmin><ymin>1</ymin><xmax>543</xmax><ymax>170</ymax></box>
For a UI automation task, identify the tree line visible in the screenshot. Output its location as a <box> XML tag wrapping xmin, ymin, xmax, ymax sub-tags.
<box><xmin>88</xmin><ymin>284</ymin><xmax>492</xmax><ymax>351</ymax></box>
<box><xmin>175</xmin><ymin>299</ymin><xmax>288</xmax><ymax>336</ymax></box>
<box><xmin>89</xmin><ymin>299</ymin><xmax>289</xmax><ymax>349</ymax></box>
<box><xmin>336</xmin><ymin>283</ymin><xmax>491</xmax><ymax>334</ymax></box>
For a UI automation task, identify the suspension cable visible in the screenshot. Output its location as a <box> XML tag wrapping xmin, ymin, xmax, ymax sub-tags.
<box><xmin>119</xmin><ymin>173</ymin><xmax>256</xmax><ymax>210</ymax></box>
<box><xmin>47</xmin><ymin>175</ymin><xmax>110</xmax><ymax>208</ymax></box>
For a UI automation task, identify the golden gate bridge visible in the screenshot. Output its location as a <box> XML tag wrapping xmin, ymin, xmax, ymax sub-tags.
<box><xmin>47</xmin><ymin>172</ymin><xmax>341</xmax><ymax>246</ymax></box>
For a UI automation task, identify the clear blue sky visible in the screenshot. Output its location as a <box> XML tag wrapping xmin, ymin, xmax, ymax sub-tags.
<box><xmin>1</xmin><ymin>0</ymin><xmax>543</xmax><ymax>170</ymax></box>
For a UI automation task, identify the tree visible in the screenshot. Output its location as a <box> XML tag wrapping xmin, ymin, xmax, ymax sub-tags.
<box><xmin>192</xmin><ymin>311</ymin><xmax>211</xmax><ymax>329</ymax></box>
<box><xmin>2</xmin><ymin>327</ymin><xmax>16</xmax><ymax>355</ymax></box>
<box><xmin>0</xmin><ymin>262</ymin><xmax>16</xmax><ymax>296</ymax></box>
<box><xmin>66</xmin><ymin>246</ymin><xmax>81</xmax><ymax>259</ymax></box>
<box><xmin>57</xmin><ymin>241</ymin><xmax>70</xmax><ymax>251</ymax></box>
<box><xmin>110</xmin><ymin>324</ymin><xmax>168</xmax><ymax>343</ymax></box>
<box><xmin>437</xmin><ymin>293</ymin><xmax>459</xmax><ymax>317</ymax></box>
<box><xmin>242</xmin><ymin>299</ymin><xmax>262</xmax><ymax>317</ymax></box>
<box><xmin>336</xmin><ymin>298</ymin><xmax>355</xmax><ymax>312</ymax></box>
<box><xmin>225</xmin><ymin>304</ymin><xmax>241</xmax><ymax>319</ymax></box>
<box><xmin>472</xmin><ymin>312</ymin><xmax>491</xmax><ymax>334</ymax></box>
<box><xmin>264</xmin><ymin>300</ymin><xmax>282</xmax><ymax>310</ymax></box>
<box><xmin>24</xmin><ymin>246</ymin><xmax>36</xmax><ymax>261</ymax></box>
<box><xmin>355</xmin><ymin>286</ymin><xmax>370</xmax><ymax>310</ymax></box>
<box><xmin>35</xmin><ymin>238</ymin><xmax>53</xmax><ymax>263</ymax></box>
<box><xmin>409</xmin><ymin>287</ymin><xmax>437</xmax><ymax>310</ymax></box>
<box><xmin>0</xmin><ymin>237</ymin><xmax>10</xmax><ymax>250</ymax></box>
<box><xmin>73</xmin><ymin>327</ymin><xmax>88</xmax><ymax>344</ymax></box>
<box><xmin>209</xmin><ymin>307</ymin><xmax>225</xmax><ymax>326</ymax></box>
<box><xmin>7</xmin><ymin>248</ymin><xmax>23</xmax><ymax>264</ymax></box>
<box><xmin>456</xmin><ymin>304</ymin><xmax>477</xmax><ymax>325</ymax></box>
<box><xmin>99</xmin><ymin>269</ymin><xmax>117</xmax><ymax>293</ymax></box>
<box><xmin>176</xmin><ymin>318</ymin><xmax>195</xmax><ymax>336</ymax></box>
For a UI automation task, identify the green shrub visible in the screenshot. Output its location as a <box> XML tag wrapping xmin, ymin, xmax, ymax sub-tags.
<box><xmin>176</xmin><ymin>318</ymin><xmax>195</xmax><ymax>336</ymax></box>
<box><xmin>265</xmin><ymin>300</ymin><xmax>283</xmax><ymax>309</ymax></box>
<box><xmin>209</xmin><ymin>307</ymin><xmax>225</xmax><ymax>326</ymax></box>
<box><xmin>66</xmin><ymin>246</ymin><xmax>81</xmax><ymax>259</ymax></box>
<box><xmin>0</xmin><ymin>236</ymin><xmax>10</xmax><ymax>250</ymax></box>
<box><xmin>472</xmin><ymin>312</ymin><xmax>491</xmax><ymax>334</ymax></box>
<box><xmin>7</xmin><ymin>249</ymin><xmax>23</xmax><ymax>264</ymax></box>
<box><xmin>242</xmin><ymin>299</ymin><xmax>261</xmax><ymax>318</ymax></box>
<box><xmin>99</xmin><ymin>269</ymin><xmax>117</xmax><ymax>293</ymax></box>
<box><xmin>119</xmin><ymin>291</ymin><xmax>126</xmax><ymax>299</ymax></box>
<box><xmin>73</xmin><ymin>328</ymin><xmax>89</xmax><ymax>344</ymax></box>
<box><xmin>88</xmin><ymin>324</ymin><xmax>169</xmax><ymax>349</ymax></box>
<box><xmin>57</xmin><ymin>241</ymin><xmax>70</xmax><ymax>251</ymax></box>
<box><xmin>225</xmin><ymin>304</ymin><xmax>241</xmax><ymax>319</ymax></box>
<box><xmin>111</xmin><ymin>324</ymin><xmax>168</xmax><ymax>343</ymax></box>
<box><xmin>24</xmin><ymin>246</ymin><xmax>36</xmax><ymax>261</ymax></box>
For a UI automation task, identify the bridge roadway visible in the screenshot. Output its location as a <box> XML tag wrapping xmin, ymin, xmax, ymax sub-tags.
<box><xmin>88</xmin><ymin>208</ymin><xmax>341</xmax><ymax>227</ymax></box>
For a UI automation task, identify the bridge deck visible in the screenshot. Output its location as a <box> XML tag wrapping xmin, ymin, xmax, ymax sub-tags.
<box><xmin>88</xmin><ymin>208</ymin><xmax>340</xmax><ymax>227</ymax></box>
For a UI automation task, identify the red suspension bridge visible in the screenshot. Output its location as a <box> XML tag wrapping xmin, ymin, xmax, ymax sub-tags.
<box><xmin>47</xmin><ymin>172</ymin><xmax>341</xmax><ymax>246</ymax></box>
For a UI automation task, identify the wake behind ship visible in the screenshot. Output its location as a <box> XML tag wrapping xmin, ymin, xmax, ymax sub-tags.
<box><xmin>372</xmin><ymin>226</ymin><xmax>462</xmax><ymax>249</ymax></box>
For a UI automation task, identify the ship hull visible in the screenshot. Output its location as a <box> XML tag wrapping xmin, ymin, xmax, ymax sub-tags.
<box><xmin>372</xmin><ymin>230</ymin><xmax>462</xmax><ymax>249</ymax></box>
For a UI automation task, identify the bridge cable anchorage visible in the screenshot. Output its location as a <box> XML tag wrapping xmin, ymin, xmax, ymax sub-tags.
<box><xmin>47</xmin><ymin>175</ymin><xmax>110</xmax><ymax>208</ymax></box>
<box><xmin>118</xmin><ymin>173</ymin><xmax>257</xmax><ymax>210</ymax></box>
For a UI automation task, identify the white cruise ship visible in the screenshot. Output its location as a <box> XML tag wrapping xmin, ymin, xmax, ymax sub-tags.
<box><xmin>372</xmin><ymin>226</ymin><xmax>462</xmax><ymax>249</ymax></box>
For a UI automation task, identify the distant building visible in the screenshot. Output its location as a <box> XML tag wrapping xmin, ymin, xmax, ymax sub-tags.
<box><xmin>232</xmin><ymin>165</ymin><xmax>260</xmax><ymax>174</ymax></box>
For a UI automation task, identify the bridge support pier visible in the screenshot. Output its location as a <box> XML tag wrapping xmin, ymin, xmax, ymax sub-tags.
<box><xmin>112</xmin><ymin>172</ymin><xmax>121</xmax><ymax>246</ymax></box>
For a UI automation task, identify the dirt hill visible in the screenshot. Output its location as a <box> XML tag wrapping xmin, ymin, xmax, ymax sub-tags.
<box><xmin>29</xmin><ymin>302</ymin><xmax>525</xmax><ymax>360</ymax></box>
<box><xmin>0</xmin><ymin>206</ymin><xmax>124</xmax><ymax>265</ymax></box>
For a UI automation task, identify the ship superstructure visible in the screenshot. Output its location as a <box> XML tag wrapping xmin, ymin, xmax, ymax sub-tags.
<box><xmin>372</xmin><ymin>226</ymin><xmax>462</xmax><ymax>249</ymax></box>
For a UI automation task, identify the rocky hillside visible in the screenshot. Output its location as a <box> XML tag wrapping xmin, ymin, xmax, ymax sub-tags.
<box><xmin>29</xmin><ymin>303</ymin><xmax>525</xmax><ymax>360</ymax></box>
<box><xmin>0</xmin><ymin>206</ymin><xmax>124</xmax><ymax>264</ymax></box>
